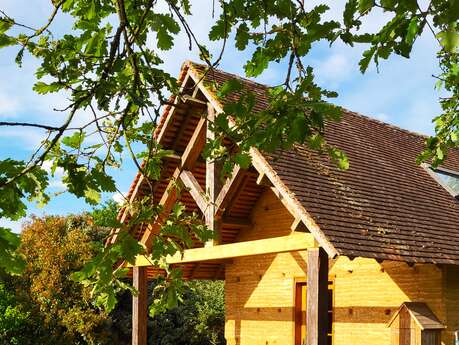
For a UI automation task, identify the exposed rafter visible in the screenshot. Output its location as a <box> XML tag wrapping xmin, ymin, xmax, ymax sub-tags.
<box><xmin>179</xmin><ymin>170</ymin><xmax>208</xmax><ymax>214</ymax></box>
<box><xmin>215</xmin><ymin>165</ymin><xmax>243</xmax><ymax>215</ymax></box>
<box><xmin>140</xmin><ymin>116</ymin><xmax>207</xmax><ymax>248</ymax></box>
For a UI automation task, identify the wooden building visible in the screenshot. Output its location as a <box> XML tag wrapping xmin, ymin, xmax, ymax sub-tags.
<box><xmin>113</xmin><ymin>61</ymin><xmax>459</xmax><ymax>345</ymax></box>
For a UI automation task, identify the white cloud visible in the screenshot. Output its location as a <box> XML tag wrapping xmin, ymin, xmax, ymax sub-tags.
<box><xmin>374</xmin><ymin>113</ymin><xmax>390</xmax><ymax>122</ymax></box>
<box><xmin>112</xmin><ymin>191</ymin><xmax>127</xmax><ymax>205</ymax></box>
<box><xmin>42</xmin><ymin>160</ymin><xmax>67</xmax><ymax>191</ymax></box>
<box><xmin>315</xmin><ymin>52</ymin><xmax>353</xmax><ymax>87</ymax></box>
<box><xmin>0</xmin><ymin>92</ymin><xmax>19</xmax><ymax>118</ymax></box>
<box><xmin>0</xmin><ymin>218</ymin><xmax>23</xmax><ymax>234</ymax></box>
<box><xmin>0</xmin><ymin>127</ymin><xmax>45</xmax><ymax>149</ymax></box>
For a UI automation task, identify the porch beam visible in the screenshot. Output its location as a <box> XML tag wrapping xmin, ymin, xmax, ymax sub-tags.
<box><xmin>307</xmin><ymin>247</ymin><xmax>329</xmax><ymax>345</ymax></box>
<box><xmin>215</xmin><ymin>165</ymin><xmax>243</xmax><ymax>215</ymax></box>
<box><xmin>132</xmin><ymin>232</ymin><xmax>315</xmax><ymax>266</ymax></box>
<box><xmin>132</xmin><ymin>266</ymin><xmax>148</xmax><ymax>345</ymax></box>
<box><xmin>179</xmin><ymin>170</ymin><xmax>208</xmax><ymax>214</ymax></box>
<box><xmin>205</xmin><ymin>103</ymin><xmax>222</xmax><ymax>246</ymax></box>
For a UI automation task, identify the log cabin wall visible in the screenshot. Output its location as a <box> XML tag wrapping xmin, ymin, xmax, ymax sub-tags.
<box><xmin>225</xmin><ymin>188</ymin><xmax>305</xmax><ymax>345</ymax></box>
<box><xmin>224</xmin><ymin>189</ymin><xmax>452</xmax><ymax>345</ymax></box>
<box><xmin>444</xmin><ymin>265</ymin><xmax>459</xmax><ymax>344</ymax></box>
<box><xmin>331</xmin><ymin>258</ymin><xmax>445</xmax><ymax>345</ymax></box>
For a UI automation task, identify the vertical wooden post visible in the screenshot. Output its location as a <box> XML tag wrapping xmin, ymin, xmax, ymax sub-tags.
<box><xmin>132</xmin><ymin>266</ymin><xmax>148</xmax><ymax>345</ymax></box>
<box><xmin>307</xmin><ymin>247</ymin><xmax>329</xmax><ymax>345</ymax></box>
<box><xmin>206</xmin><ymin>103</ymin><xmax>222</xmax><ymax>246</ymax></box>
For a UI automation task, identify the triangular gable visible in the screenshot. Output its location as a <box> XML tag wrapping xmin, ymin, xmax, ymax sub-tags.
<box><xmin>114</xmin><ymin>60</ymin><xmax>338</xmax><ymax>260</ymax></box>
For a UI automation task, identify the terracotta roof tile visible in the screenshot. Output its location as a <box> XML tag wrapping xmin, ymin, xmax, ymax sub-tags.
<box><xmin>189</xmin><ymin>62</ymin><xmax>459</xmax><ymax>264</ymax></box>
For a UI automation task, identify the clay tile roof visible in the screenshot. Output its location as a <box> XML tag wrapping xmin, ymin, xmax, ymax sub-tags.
<box><xmin>388</xmin><ymin>302</ymin><xmax>446</xmax><ymax>330</ymax></box>
<box><xmin>187</xmin><ymin>61</ymin><xmax>459</xmax><ymax>265</ymax></box>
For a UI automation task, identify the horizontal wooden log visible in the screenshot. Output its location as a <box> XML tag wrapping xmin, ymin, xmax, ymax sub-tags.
<box><xmin>131</xmin><ymin>232</ymin><xmax>316</xmax><ymax>266</ymax></box>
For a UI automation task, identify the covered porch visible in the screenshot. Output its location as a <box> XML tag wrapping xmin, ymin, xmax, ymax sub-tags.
<box><xmin>131</xmin><ymin>235</ymin><xmax>331</xmax><ymax>345</ymax></box>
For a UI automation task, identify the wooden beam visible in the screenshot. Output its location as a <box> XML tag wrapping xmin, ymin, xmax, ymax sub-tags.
<box><xmin>132</xmin><ymin>232</ymin><xmax>315</xmax><ymax>266</ymax></box>
<box><xmin>215</xmin><ymin>165</ymin><xmax>243</xmax><ymax>215</ymax></box>
<box><xmin>256</xmin><ymin>172</ymin><xmax>272</xmax><ymax>186</ymax></box>
<box><xmin>205</xmin><ymin>103</ymin><xmax>222</xmax><ymax>246</ymax></box>
<box><xmin>307</xmin><ymin>248</ymin><xmax>329</xmax><ymax>345</ymax></box>
<box><xmin>180</xmin><ymin>116</ymin><xmax>206</xmax><ymax>169</ymax></box>
<box><xmin>163</xmin><ymin>153</ymin><xmax>181</xmax><ymax>162</ymax></box>
<box><xmin>132</xmin><ymin>266</ymin><xmax>148</xmax><ymax>345</ymax></box>
<box><xmin>156</xmin><ymin>81</ymin><xmax>189</xmax><ymax>143</ymax></box>
<box><xmin>182</xmin><ymin>94</ymin><xmax>207</xmax><ymax>106</ymax></box>
<box><xmin>141</xmin><ymin>117</ymin><xmax>207</xmax><ymax>247</ymax></box>
<box><xmin>179</xmin><ymin>170</ymin><xmax>208</xmax><ymax>214</ymax></box>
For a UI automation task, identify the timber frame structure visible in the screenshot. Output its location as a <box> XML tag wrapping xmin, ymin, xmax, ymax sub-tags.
<box><xmin>111</xmin><ymin>61</ymin><xmax>459</xmax><ymax>345</ymax></box>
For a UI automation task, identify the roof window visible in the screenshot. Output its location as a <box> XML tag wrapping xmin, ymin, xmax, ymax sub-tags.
<box><xmin>425</xmin><ymin>165</ymin><xmax>459</xmax><ymax>199</ymax></box>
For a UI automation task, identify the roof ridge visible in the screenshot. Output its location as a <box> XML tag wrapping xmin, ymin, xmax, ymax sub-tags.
<box><xmin>186</xmin><ymin>60</ymin><xmax>269</xmax><ymax>90</ymax></box>
<box><xmin>186</xmin><ymin>60</ymin><xmax>434</xmax><ymax>142</ymax></box>
<box><xmin>342</xmin><ymin>109</ymin><xmax>430</xmax><ymax>140</ymax></box>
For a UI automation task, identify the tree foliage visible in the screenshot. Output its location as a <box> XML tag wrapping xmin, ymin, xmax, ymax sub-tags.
<box><xmin>150</xmin><ymin>280</ymin><xmax>225</xmax><ymax>345</ymax></box>
<box><xmin>0</xmin><ymin>279</ymin><xmax>35</xmax><ymax>345</ymax></box>
<box><xmin>16</xmin><ymin>215</ymin><xmax>115</xmax><ymax>344</ymax></box>
<box><xmin>0</xmin><ymin>0</ymin><xmax>457</xmax><ymax>310</ymax></box>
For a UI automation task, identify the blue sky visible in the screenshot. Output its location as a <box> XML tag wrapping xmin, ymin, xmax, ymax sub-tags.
<box><xmin>0</xmin><ymin>0</ymin><xmax>442</xmax><ymax>232</ymax></box>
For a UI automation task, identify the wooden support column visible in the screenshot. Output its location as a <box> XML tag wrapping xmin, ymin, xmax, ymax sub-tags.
<box><xmin>132</xmin><ymin>266</ymin><xmax>148</xmax><ymax>345</ymax></box>
<box><xmin>307</xmin><ymin>247</ymin><xmax>329</xmax><ymax>345</ymax></box>
<box><xmin>206</xmin><ymin>103</ymin><xmax>222</xmax><ymax>246</ymax></box>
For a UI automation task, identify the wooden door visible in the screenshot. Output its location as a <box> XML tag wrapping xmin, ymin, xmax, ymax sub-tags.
<box><xmin>295</xmin><ymin>282</ymin><xmax>333</xmax><ymax>345</ymax></box>
<box><xmin>295</xmin><ymin>282</ymin><xmax>307</xmax><ymax>345</ymax></box>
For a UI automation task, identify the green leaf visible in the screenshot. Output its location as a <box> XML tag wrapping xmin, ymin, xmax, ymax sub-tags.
<box><xmin>87</xmin><ymin>0</ymin><xmax>96</xmax><ymax>20</ymax></box>
<box><xmin>84</xmin><ymin>188</ymin><xmax>101</xmax><ymax>205</ymax></box>
<box><xmin>244</xmin><ymin>48</ymin><xmax>269</xmax><ymax>77</ymax></box>
<box><xmin>358</xmin><ymin>0</ymin><xmax>373</xmax><ymax>14</ymax></box>
<box><xmin>217</xmin><ymin>79</ymin><xmax>243</xmax><ymax>98</ymax></box>
<box><xmin>359</xmin><ymin>46</ymin><xmax>376</xmax><ymax>73</ymax></box>
<box><xmin>0</xmin><ymin>18</ymin><xmax>13</xmax><ymax>34</ymax></box>
<box><xmin>437</xmin><ymin>28</ymin><xmax>459</xmax><ymax>52</ymax></box>
<box><xmin>0</xmin><ymin>34</ymin><xmax>15</xmax><ymax>48</ymax></box>
<box><xmin>328</xmin><ymin>147</ymin><xmax>350</xmax><ymax>170</ymax></box>
<box><xmin>405</xmin><ymin>17</ymin><xmax>418</xmax><ymax>45</ymax></box>
<box><xmin>62</xmin><ymin>131</ymin><xmax>85</xmax><ymax>149</ymax></box>
<box><xmin>0</xmin><ymin>227</ymin><xmax>26</xmax><ymax>275</ymax></box>
<box><xmin>234</xmin><ymin>152</ymin><xmax>251</xmax><ymax>169</ymax></box>
<box><xmin>33</xmin><ymin>81</ymin><xmax>62</xmax><ymax>94</ymax></box>
<box><xmin>343</xmin><ymin>0</ymin><xmax>358</xmax><ymax>27</ymax></box>
<box><xmin>235</xmin><ymin>23</ymin><xmax>250</xmax><ymax>50</ymax></box>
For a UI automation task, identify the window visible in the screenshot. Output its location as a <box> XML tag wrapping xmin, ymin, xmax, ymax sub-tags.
<box><xmin>434</xmin><ymin>169</ymin><xmax>459</xmax><ymax>196</ymax></box>
<box><xmin>426</xmin><ymin>165</ymin><xmax>459</xmax><ymax>199</ymax></box>
<box><xmin>422</xmin><ymin>164</ymin><xmax>459</xmax><ymax>200</ymax></box>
